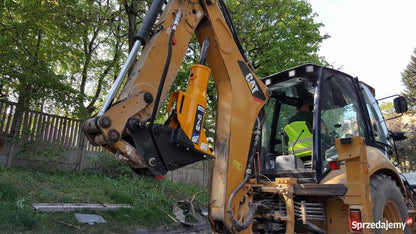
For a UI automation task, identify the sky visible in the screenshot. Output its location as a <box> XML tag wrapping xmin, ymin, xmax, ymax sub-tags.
<box><xmin>308</xmin><ymin>0</ymin><xmax>416</xmax><ymax>99</ymax></box>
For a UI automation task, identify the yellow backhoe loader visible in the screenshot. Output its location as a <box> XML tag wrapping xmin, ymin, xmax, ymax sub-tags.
<box><xmin>82</xmin><ymin>0</ymin><xmax>416</xmax><ymax>232</ymax></box>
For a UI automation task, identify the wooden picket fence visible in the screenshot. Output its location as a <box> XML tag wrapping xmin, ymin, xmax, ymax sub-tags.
<box><xmin>0</xmin><ymin>101</ymin><xmax>210</xmax><ymax>186</ymax></box>
<box><xmin>0</xmin><ymin>101</ymin><xmax>101</xmax><ymax>152</ymax></box>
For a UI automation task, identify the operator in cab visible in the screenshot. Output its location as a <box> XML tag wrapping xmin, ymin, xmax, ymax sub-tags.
<box><xmin>289</xmin><ymin>101</ymin><xmax>313</xmax><ymax>129</ymax></box>
<box><xmin>284</xmin><ymin>100</ymin><xmax>313</xmax><ymax>159</ymax></box>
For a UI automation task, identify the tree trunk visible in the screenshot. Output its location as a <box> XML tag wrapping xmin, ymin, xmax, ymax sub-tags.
<box><xmin>6</xmin><ymin>95</ymin><xmax>29</xmax><ymax>167</ymax></box>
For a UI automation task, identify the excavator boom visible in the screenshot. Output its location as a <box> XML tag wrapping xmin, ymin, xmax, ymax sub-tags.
<box><xmin>83</xmin><ymin>0</ymin><xmax>268</xmax><ymax>232</ymax></box>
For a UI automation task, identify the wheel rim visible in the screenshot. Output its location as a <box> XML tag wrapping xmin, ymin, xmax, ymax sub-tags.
<box><xmin>383</xmin><ymin>200</ymin><xmax>402</xmax><ymax>222</ymax></box>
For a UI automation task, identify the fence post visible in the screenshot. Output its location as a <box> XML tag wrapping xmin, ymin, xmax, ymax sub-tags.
<box><xmin>6</xmin><ymin>105</ymin><xmax>22</xmax><ymax>167</ymax></box>
<box><xmin>77</xmin><ymin>127</ymin><xmax>87</xmax><ymax>171</ymax></box>
<box><xmin>6</xmin><ymin>141</ymin><xmax>16</xmax><ymax>167</ymax></box>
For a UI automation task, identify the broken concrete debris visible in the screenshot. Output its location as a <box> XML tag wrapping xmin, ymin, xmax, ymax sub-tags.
<box><xmin>75</xmin><ymin>213</ymin><xmax>106</xmax><ymax>225</ymax></box>
<box><xmin>32</xmin><ymin>203</ymin><xmax>131</xmax><ymax>212</ymax></box>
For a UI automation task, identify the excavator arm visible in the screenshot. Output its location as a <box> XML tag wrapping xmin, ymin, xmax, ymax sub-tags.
<box><xmin>83</xmin><ymin>0</ymin><xmax>268</xmax><ymax>232</ymax></box>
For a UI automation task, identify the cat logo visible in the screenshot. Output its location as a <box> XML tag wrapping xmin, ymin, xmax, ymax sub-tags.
<box><xmin>245</xmin><ymin>73</ymin><xmax>259</xmax><ymax>94</ymax></box>
<box><xmin>238</xmin><ymin>61</ymin><xmax>266</xmax><ymax>103</ymax></box>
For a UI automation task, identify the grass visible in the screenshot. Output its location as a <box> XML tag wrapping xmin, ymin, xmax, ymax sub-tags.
<box><xmin>0</xmin><ymin>166</ymin><xmax>209</xmax><ymax>233</ymax></box>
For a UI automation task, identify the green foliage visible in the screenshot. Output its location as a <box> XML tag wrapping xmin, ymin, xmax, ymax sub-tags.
<box><xmin>0</xmin><ymin>0</ymin><xmax>130</xmax><ymax>117</ymax></box>
<box><xmin>226</xmin><ymin>0</ymin><xmax>329</xmax><ymax>76</ymax></box>
<box><xmin>57</xmin><ymin>0</ymin><xmax>128</xmax><ymax>119</ymax></box>
<box><xmin>105</xmin><ymin>188</ymin><xmax>135</xmax><ymax>204</ymax></box>
<box><xmin>0</xmin><ymin>182</ymin><xmax>17</xmax><ymax>201</ymax></box>
<box><xmin>379</xmin><ymin>102</ymin><xmax>395</xmax><ymax>117</ymax></box>
<box><xmin>381</xmin><ymin>103</ymin><xmax>416</xmax><ymax>172</ymax></box>
<box><xmin>89</xmin><ymin>151</ymin><xmax>134</xmax><ymax>176</ymax></box>
<box><xmin>0</xmin><ymin>167</ymin><xmax>209</xmax><ymax>233</ymax></box>
<box><xmin>15</xmin><ymin>140</ymin><xmax>66</xmax><ymax>166</ymax></box>
<box><xmin>392</xmin><ymin>47</ymin><xmax>416</xmax><ymax>171</ymax></box>
<box><xmin>0</xmin><ymin>0</ymin><xmax>77</xmax><ymax>111</ymax></box>
<box><xmin>401</xmin><ymin>48</ymin><xmax>416</xmax><ymax>113</ymax></box>
<box><xmin>16</xmin><ymin>198</ymin><xmax>26</xmax><ymax>210</ymax></box>
<box><xmin>10</xmin><ymin>210</ymin><xmax>39</xmax><ymax>231</ymax></box>
<box><xmin>389</xmin><ymin>117</ymin><xmax>416</xmax><ymax>172</ymax></box>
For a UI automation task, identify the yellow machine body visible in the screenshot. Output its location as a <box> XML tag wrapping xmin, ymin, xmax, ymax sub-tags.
<box><xmin>82</xmin><ymin>0</ymin><xmax>416</xmax><ymax>233</ymax></box>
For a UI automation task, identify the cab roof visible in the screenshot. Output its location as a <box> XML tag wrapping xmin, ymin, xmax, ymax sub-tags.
<box><xmin>261</xmin><ymin>64</ymin><xmax>376</xmax><ymax>96</ymax></box>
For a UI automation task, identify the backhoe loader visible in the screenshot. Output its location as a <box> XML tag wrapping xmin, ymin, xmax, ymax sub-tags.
<box><xmin>82</xmin><ymin>0</ymin><xmax>416</xmax><ymax>232</ymax></box>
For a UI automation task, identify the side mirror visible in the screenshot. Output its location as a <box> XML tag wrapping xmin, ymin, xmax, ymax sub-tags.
<box><xmin>390</xmin><ymin>131</ymin><xmax>407</xmax><ymax>141</ymax></box>
<box><xmin>393</xmin><ymin>96</ymin><xmax>408</xmax><ymax>114</ymax></box>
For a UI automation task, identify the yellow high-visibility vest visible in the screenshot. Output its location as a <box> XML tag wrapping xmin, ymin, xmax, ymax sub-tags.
<box><xmin>284</xmin><ymin>121</ymin><xmax>313</xmax><ymax>157</ymax></box>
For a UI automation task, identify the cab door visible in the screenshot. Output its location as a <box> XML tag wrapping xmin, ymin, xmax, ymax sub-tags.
<box><xmin>315</xmin><ymin>68</ymin><xmax>368</xmax><ymax>180</ymax></box>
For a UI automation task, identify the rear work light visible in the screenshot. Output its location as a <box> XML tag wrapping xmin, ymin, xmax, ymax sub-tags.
<box><xmin>349</xmin><ymin>209</ymin><xmax>362</xmax><ymax>233</ymax></box>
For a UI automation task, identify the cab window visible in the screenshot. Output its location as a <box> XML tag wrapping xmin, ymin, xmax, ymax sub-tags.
<box><xmin>319</xmin><ymin>71</ymin><xmax>365</xmax><ymax>174</ymax></box>
<box><xmin>360</xmin><ymin>84</ymin><xmax>390</xmax><ymax>154</ymax></box>
<box><xmin>262</xmin><ymin>78</ymin><xmax>315</xmax><ymax>157</ymax></box>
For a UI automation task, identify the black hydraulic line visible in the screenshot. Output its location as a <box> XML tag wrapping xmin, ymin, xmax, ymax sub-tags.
<box><xmin>199</xmin><ymin>37</ymin><xmax>210</xmax><ymax>65</ymax></box>
<box><xmin>135</xmin><ymin>0</ymin><xmax>165</xmax><ymax>44</ymax></box>
<box><xmin>400</xmin><ymin>174</ymin><xmax>416</xmax><ymax>202</ymax></box>
<box><xmin>227</xmin><ymin>118</ymin><xmax>262</xmax><ymax>231</ymax></box>
<box><xmin>227</xmin><ymin>154</ymin><xmax>257</xmax><ymax>231</ymax></box>
<box><xmin>149</xmin><ymin>4</ymin><xmax>182</xmax><ymax>126</ymax></box>
<box><xmin>149</xmin><ymin>31</ymin><xmax>174</xmax><ymax>126</ymax></box>
<box><xmin>218</xmin><ymin>0</ymin><xmax>250</xmax><ymax>64</ymax></box>
<box><xmin>391</xmin><ymin>131</ymin><xmax>401</xmax><ymax>168</ymax></box>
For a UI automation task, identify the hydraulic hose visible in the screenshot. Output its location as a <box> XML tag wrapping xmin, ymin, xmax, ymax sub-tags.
<box><xmin>149</xmin><ymin>31</ymin><xmax>174</xmax><ymax>126</ymax></box>
<box><xmin>149</xmin><ymin>6</ymin><xmax>182</xmax><ymax>126</ymax></box>
<box><xmin>227</xmin><ymin>117</ymin><xmax>262</xmax><ymax>231</ymax></box>
<box><xmin>135</xmin><ymin>0</ymin><xmax>165</xmax><ymax>44</ymax></box>
<box><xmin>227</xmin><ymin>153</ymin><xmax>258</xmax><ymax>231</ymax></box>
<box><xmin>218</xmin><ymin>0</ymin><xmax>250</xmax><ymax>64</ymax></box>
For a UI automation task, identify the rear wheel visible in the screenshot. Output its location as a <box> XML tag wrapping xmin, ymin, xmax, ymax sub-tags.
<box><xmin>371</xmin><ymin>174</ymin><xmax>410</xmax><ymax>234</ymax></box>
